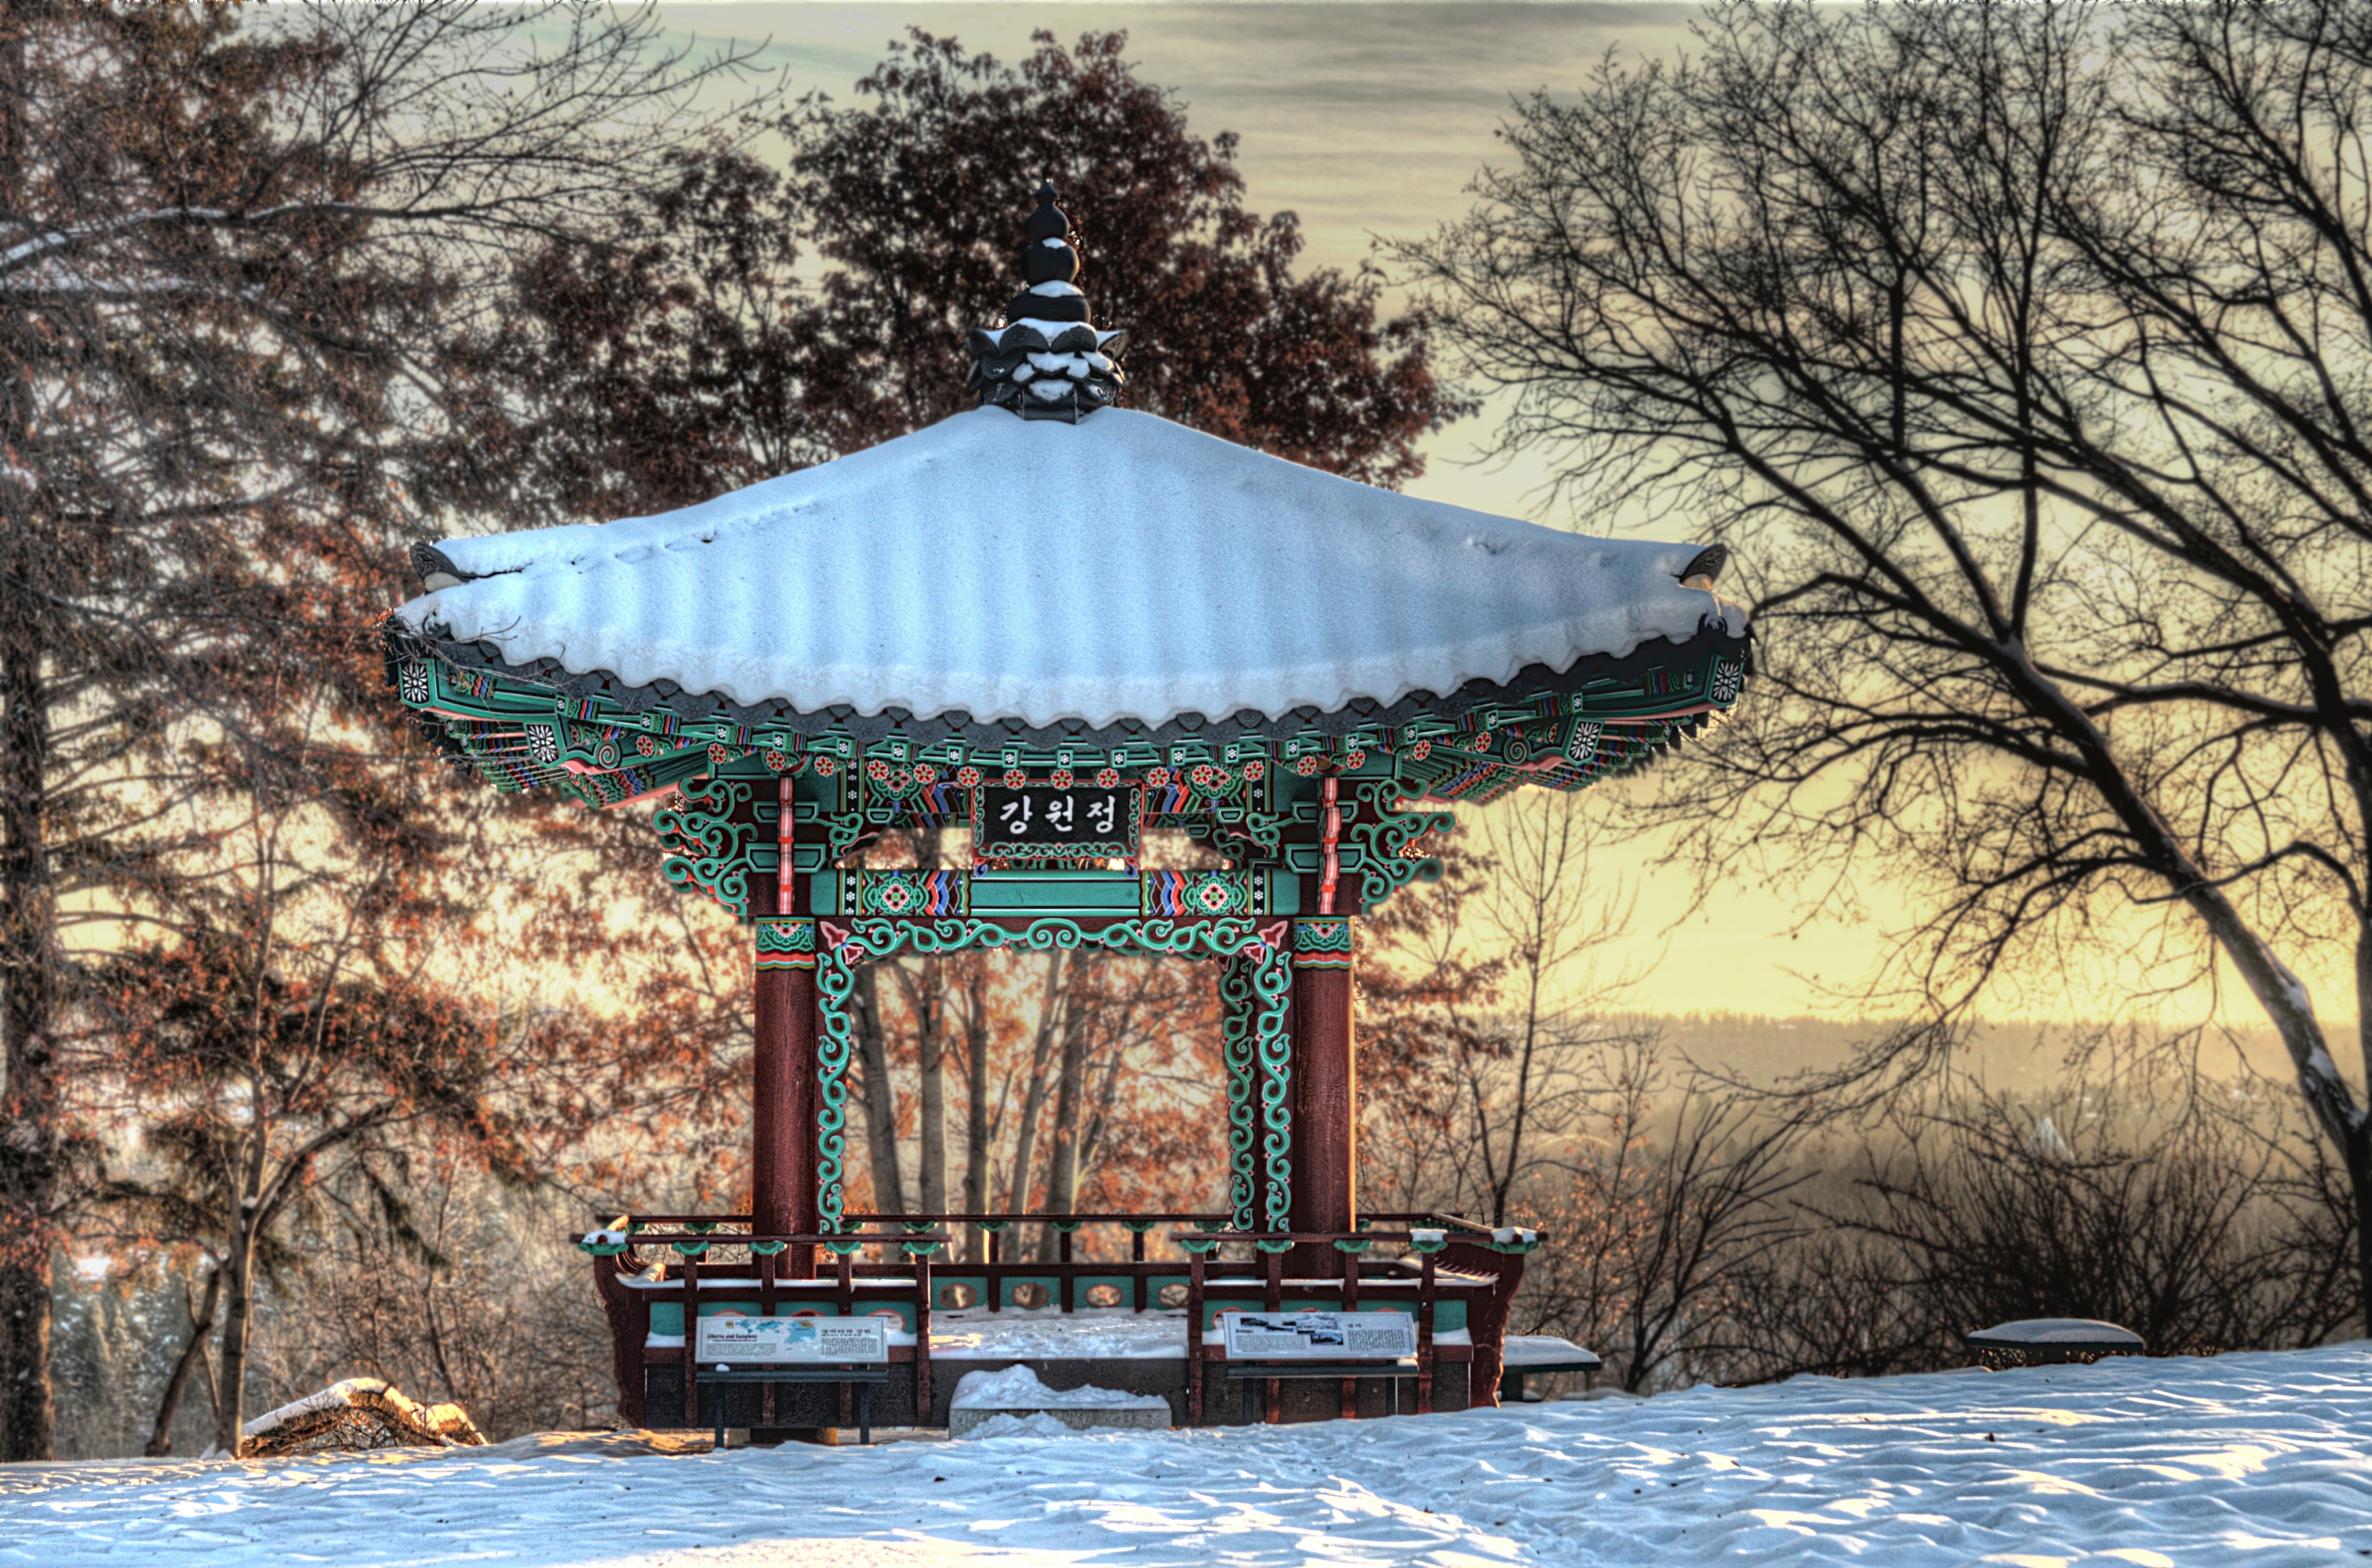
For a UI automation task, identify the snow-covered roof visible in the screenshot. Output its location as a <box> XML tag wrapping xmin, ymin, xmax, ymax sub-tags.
<box><xmin>394</xmin><ymin>408</ymin><xmax>1742</xmax><ymax>736</ymax></box>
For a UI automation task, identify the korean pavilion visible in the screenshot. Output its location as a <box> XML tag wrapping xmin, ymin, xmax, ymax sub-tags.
<box><xmin>380</xmin><ymin>185</ymin><xmax>1749</xmax><ymax>1434</ymax></box>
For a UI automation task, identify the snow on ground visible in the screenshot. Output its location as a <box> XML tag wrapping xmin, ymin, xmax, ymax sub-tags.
<box><xmin>950</xmin><ymin>1367</ymin><xmax>1170</xmax><ymax>1412</ymax></box>
<box><xmin>4</xmin><ymin>1344</ymin><xmax>2368</xmax><ymax>1567</ymax></box>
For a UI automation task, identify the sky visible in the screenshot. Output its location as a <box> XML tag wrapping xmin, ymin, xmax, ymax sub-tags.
<box><xmin>636</xmin><ymin>4</ymin><xmax>2357</xmax><ymax>1032</ymax></box>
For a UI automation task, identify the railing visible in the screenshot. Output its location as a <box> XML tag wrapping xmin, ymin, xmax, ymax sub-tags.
<box><xmin>577</xmin><ymin>1210</ymin><xmax>1544</xmax><ymax>1427</ymax></box>
<box><xmin>582</xmin><ymin>1227</ymin><xmax>953</xmax><ymax>1429</ymax></box>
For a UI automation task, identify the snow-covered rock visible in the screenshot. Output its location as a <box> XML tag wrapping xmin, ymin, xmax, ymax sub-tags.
<box><xmin>947</xmin><ymin>1364</ymin><xmax>1171</xmax><ymax>1436</ymax></box>
<box><xmin>238</xmin><ymin>1378</ymin><xmax>485</xmax><ymax>1457</ymax></box>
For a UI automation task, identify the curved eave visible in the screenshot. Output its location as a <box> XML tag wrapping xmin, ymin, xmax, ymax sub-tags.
<box><xmin>381</xmin><ymin>614</ymin><xmax>1750</xmax><ymax>811</ymax></box>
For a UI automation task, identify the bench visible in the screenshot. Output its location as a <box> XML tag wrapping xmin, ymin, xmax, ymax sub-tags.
<box><xmin>696</xmin><ymin>1363</ymin><xmax>892</xmax><ymax>1447</ymax></box>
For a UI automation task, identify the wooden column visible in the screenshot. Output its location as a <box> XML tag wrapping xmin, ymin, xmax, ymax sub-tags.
<box><xmin>751</xmin><ymin>966</ymin><xmax>820</xmax><ymax>1250</ymax></box>
<box><xmin>752</xmin><ymin>776</ymin><xmax>819</xmax><ymax>1276</ymax></box>
<box><xmin>1290</xmin><ymin>916</ymin><xmax>1358</xmax><ymax>1273</ymax></box>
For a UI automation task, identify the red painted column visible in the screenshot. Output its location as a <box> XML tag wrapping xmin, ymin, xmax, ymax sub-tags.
<box><xmin>752</xmin><ymin>776</ymin><xmax>820</xmax><ymax>1276</ymax></box>
<box><xmin>751</xmin><ymin>964</ymin><xmax>820</xmax><ymax>1270</ymax></box>
<box><xmin>1290</xmin><ymin>917</ymin><xmax>1358</xmax><ymax>1272</ymax></box>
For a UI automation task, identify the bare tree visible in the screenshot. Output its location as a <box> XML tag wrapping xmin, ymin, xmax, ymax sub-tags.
<box><xmin>1520</xmin><ymin>1038</ymin><xmax>1813</xmax><ymax>1392</ymax></box>
<box><xmin>1364</xmin><ymin>795</ymin><xmax>1652</xmax><ymax>1225</ymax></box>
<box><xmin>1400</xmin><ymin>0</ymin><xmax>2372</xmax><ymax>1321</ymax></box>
<box><xmin>0</xmin><ymin>0</ymin><xmax>768</xmax><ymax>1459</ymax></box>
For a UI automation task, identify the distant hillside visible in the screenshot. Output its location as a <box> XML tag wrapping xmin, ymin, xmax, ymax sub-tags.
<box><xmin>1627</xmin><ymin>1011</ymin><xmax>2361</xmax><ymax>1093</ymax></box>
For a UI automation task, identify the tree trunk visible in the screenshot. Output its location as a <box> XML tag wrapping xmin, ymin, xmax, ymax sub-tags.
<box><xmin>960</xmin><ymin>963</ymin><xmax>991</xmax><ymax>1262</ymax></box>
<box><xmin>212</xmin><ymin>1229</ymin><xmax>257</xmax><ymax>1456</ymax></box>
<box><xmin>0</xmin><ymin>4</ymin><xmax>58</xmax><ymax>1464</ymax></box>
<box><xmin>2017</xmin><ymin>659</ymin><xmax>2372</xmax><ymax>1323</ymax></box>
<box><xmin>908</xmin><ymin>967</ymin><xmax>947</xmax><ymax>1217</ymax></box>
<box><xmin>1003</xmin><ymin>951</ymin><xmax>1066</xmax><ymax>1219</ymax></box>
<box><xmin>2357</xmin><ymin>924</ymin><xmax>2372</xmax><ymax>1331</ymax></box>
<box><xmin>1074</xmin><ymin>1038</ymin><xmax>1127</xmax><ymax>1197</ymax></box>
<box><xmin>851</xmin><ymin>963</ymin><xmax>904</xmax><ymax>1215</ymax></box>
<box><xmin>1036</xmin><ymin>987</ymin><xmax>1091</xmax><ymax>1261</ymax></box>
<box><xmin>0</xmin><ymin>576</ymin><xmax>58</xmax><ymax>1463</ymax></box>
<box><xmin>213</xmin><ymin>1126</ymin><xmax>269</xmax><ymax>1456</ymax></box>
<box><xmin>146</xmin><ymin>1264</ymin><xmax>221</xmax><ymax>1456</ymax></box>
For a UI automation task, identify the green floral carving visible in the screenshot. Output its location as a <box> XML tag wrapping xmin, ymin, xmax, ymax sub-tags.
<box><xmin>1293</xmin><ymin>918</ymin><xmax>1354</xmax><ymax>954</ymax></box>
<box><xmin>840</xmin><ymin>916</ymin><xmax>1266</xmax><ymax>960</ymax></box>
<box><xmin>1252</xmin><ymin>943</ymin><xmax>1294</xmax><ymax>1232</ymax></box>
<box><xmin>755</xmin><ymin>919</ymin><xmax>816</xmax><ymax>955</ymax></box>
<box><xmin>655</xmin><ymin>776</ymin><xmax>756</xmax><ymax>918</ymax></box>
<box><xmin>1349</xmin><ymin>781</ymin><xmax>1452</xmax><ymax>912</ymax></box>
<box><xmin>813</xmin><ymin>941</ymin><xmax>858</xmax><ymax>1232</ymax></box>
<box><xmin>1215</xmin><ymin>936</ymin><xmax>1292</xmax><ymax>1232</ymax></box>
<box><xmin>1218</xmin><ymin>953</ymin><xmax>1260</xmax><ymax>1230</ymax></box>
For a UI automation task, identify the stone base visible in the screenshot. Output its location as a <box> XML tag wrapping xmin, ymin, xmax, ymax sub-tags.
<box><xmin>949</xmin><ymin>1405</ymin><xmax>1171</xmax><ymax>1437</ymax></box>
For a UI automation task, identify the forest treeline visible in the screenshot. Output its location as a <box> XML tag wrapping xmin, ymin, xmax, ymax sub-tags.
<box><xmin>7</xmin><ymin>0</ymin><xmax>2372</xmax><ymax>1459</ymax></box>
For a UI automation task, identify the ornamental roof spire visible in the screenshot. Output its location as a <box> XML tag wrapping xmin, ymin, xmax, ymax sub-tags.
<box><xmin>964</xmin><ymin>181</ymin><xmax>1128</xmax><ymax>422</ymax></box>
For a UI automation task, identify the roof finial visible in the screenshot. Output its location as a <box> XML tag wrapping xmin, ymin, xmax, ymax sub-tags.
<box><xmin>964</xmin><ymin>181</ymin><xmax>1128</xmax><ymax>422</ymax></box>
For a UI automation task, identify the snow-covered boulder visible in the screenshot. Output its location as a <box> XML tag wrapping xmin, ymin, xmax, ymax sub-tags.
<box><xmin>947</xmin><ymin>1364</ymin><xmax>1172</xmax><ymax>1437</ymax></box>
<box><xmin>239</xmin><ymin>1378</ymin><xmax>487</xmax><ymax>1457</ymax></box>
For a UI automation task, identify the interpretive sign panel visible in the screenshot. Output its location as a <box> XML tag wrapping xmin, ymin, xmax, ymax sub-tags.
<box><xmin>1218</xmin><ymin>1310</ymin><xmax>1417</xmax><ymax>1360</ymax></box>
<box><xmin>974</xmin><ymin>784</ymin><xmax>1139</xmax><ymax>862</ymax></box>
<box><xmin>694</xmin><ymin>1314</ymin><xmax>889</xmax><ymax>1364</ymax></box>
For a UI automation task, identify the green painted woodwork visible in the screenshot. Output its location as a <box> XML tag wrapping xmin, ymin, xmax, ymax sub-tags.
<box><xmin>1217</xmin><ymin>954</ymin><xmax>1260</xmax><ymax>1232</ymax></box>
<box><xmin>387</xmin><ymin>618</ymin><xmax>1747</xmax><ymax>924</ymax></box>
<box><xmin>1256</xmin><ymin>960</ymin><xmax>1294</xmax><ymax>1233</ymax></box>
<box><xmin>1071</xmin><ymin>1274</ymin><xmax>1137</xmax><ymax>1308</ymax></box>
<box><xmin>998</xmin><ymin>1276</ymin><xmax>1061</xmax><ymax>1310</ymax></box>
<box><xmin>969</xmin><ymin>873</ymin><xmax>1141</xmax><ymax>912</ymax></box>
<box><xmin>655</xmin><ymin>776</ymin><xmax>758</xmax><ymax>919</ymax></box>
<box><xmin>812</xmin><ymin>916</ymin><xmax>1292</xmax><ymax>1232</ymax></box>
<box><xmin>813</xmin><ymin>942</ymin><xmax>859</xmax><ymax>1232</ymax></box>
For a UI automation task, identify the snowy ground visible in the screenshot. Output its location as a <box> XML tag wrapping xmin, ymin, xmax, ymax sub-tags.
<box><xmin>4</xmin><ymin>1345</ymin><xmax>2368</xmax><ymax>1567</ymax></box>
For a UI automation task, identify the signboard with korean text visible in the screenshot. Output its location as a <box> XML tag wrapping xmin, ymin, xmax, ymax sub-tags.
<box><xmin>974</xmin><ymin>784</ymin><xmax>1139</xmax><ymax>862</ymax></box>
<box><xmin>1218</xmin><ymin>1310</ymin><xmax>1417</xmax><ymax>1361</ymax></box>
<box><xmin>693</xmin><ymin>1313</ymin><xmax>889</xmax><ymax>1364</ymax></box>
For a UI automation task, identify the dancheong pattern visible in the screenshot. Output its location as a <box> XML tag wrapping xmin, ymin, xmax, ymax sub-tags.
<box><xmin>380</xmin><ymin>590</ymin><xmax>1748</xmax><ymax>1237</ymax></box>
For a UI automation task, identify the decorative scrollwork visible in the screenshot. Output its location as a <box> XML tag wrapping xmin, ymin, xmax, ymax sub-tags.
<box><xmin>815</xmin><ymin>916</ymin><xmax>1290</xmax><ymax>1232</ymax></box>
<box><xmin>1252</xmin><ymin>941</ymin><xmax>1294</xmax><ymax>1232</ymax></box>
<box><xmin>1218</xmin><ymin>952</ymin><xmax>1261</xmax><ymax>1231</ymax></box>
<box><xmin>813</xmin><ymin>938</ymin><xmax>858</xmax><ymax>1232</ymax></box>
<box><xmin>833</xmin><ymin>916</ymin><xmax>1270</xmax><ymax>963</ymax></box>
<box><xmin>655</xmin><ymin>775</ymin><xmax>756</xmax><ymax>919</ymax></box>
<box><xmin>754</xmin><ymin>918</ymin><xmax>816</xmax><ymax>971</ymax></box>
<box><xmin>1348</xmin><ymin>781</ymin><xmax>1452</xmax><ymax>912</ymax></box>
<box><xmin>1292</xmin><ymin>916</ymin><xmax>1354</xmax><ymax>970</ymax></box>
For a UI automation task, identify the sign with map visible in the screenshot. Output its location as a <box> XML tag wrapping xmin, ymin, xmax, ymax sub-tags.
<box><xmin>694</xmin><ymin>1313</ymin><xmax>888</xmax><ymax>1364</ymax></box>
<box><xmin>1218</xmin><ymin>1310</ymin><xmax>1417</xmax><ymax>1360</ymax></box>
